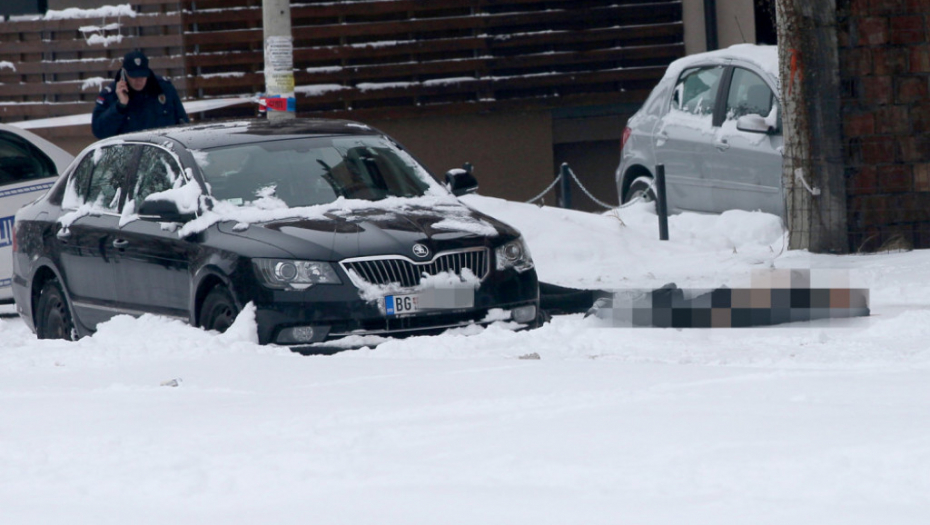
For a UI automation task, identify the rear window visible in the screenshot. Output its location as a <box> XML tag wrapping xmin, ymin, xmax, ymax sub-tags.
<box><xmin>0</xmin><ymin>131</ymin><xmax>57</xmax><ymax>188</ymax></box>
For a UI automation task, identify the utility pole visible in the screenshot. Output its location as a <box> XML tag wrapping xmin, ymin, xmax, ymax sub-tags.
<box><xmin>263</xmin><ymin>0</ymin><xmax>295</xmax><ymax>120</ymax></box>
<box><xmin>775</xmin><ymin>0</ymin><xmax>848</xmax><ymax>252</ymax></box>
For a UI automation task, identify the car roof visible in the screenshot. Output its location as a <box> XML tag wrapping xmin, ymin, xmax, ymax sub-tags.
<box><xmin>0</xmin><ymin>122</ymin><xmax>75</xmax><ymax>175</ymax></box>
<box><xmin>116</xmin><ymin>118</ymin><xmax>383</xmax><ymax>151</ymax></box>
<box><xmin>664</xmin><ymin>44</ymin><xmax>779</xmax><ymax>87</ymax></box>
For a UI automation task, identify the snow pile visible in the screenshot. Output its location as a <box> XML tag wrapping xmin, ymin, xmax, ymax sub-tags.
<box><xmin>84</xmin><ymin>33</ymin><xmax>123</xmax><ymax>47</ymax></box>
<box><xmin>294</xmin><ymin>84</ymin><xmax>348</xmax><ymax>95</ymax></box>
<box><xmin>462</xmin><ymin>196</ymin><xmax>786</xmax><ymax>290</ymax></box>
<box><xmin>44</xmin><ymin>4</ymin><xmax>137</xmax><ymax>20</ymax></box>
<box><xmin>80</xmin><ymin>77</ymin><xmax>108</xmax><ymax>91</ymax></box>
<box><xmin>3</xmin><ymin>193</ymin><xmax>930</xmax><ymax>524</ymax></box>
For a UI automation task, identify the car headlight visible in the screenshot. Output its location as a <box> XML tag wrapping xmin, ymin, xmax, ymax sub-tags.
<box><xmin>495</xmin><ymin>237</ymin><xmax>534</xmax><ymax>272</ymax></box>
<box><xmin>253</xmin><ymin>259</ymin><xmax>341</xmax><ymax>290</ymax></box>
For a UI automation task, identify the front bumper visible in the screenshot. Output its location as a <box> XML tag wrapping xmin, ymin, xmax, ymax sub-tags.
<box><xmin>244</xmin><ymin>269</ymin><xmax>540</xmax><ymax>345</ymax></box>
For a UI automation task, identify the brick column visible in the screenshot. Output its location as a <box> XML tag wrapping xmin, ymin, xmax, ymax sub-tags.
<box><xmin>840</xmin><ymin>0</ymin><xmax>930</xmax><ymax>251</ymax></box>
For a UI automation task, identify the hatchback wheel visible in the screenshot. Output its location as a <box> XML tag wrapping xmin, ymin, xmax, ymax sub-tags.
<box><xmin>36</xmin><ymin>279</ymin><xmax>76</xmax><ymax>341</ymax></box>
<box><xmin>625</xmin><ymin>175</ymin><xmax>656</xmax><ymax>204</ymax></box>
<box><xmin>200</xmin><ymin>286</ymin><xmax>239</xmax><ymax>334</ymax></box>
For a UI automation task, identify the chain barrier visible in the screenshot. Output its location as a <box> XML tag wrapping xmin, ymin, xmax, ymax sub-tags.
<box><xmin>524</xmin><ymin>165</ymin><xmax>657</xmax><ymax>211</ymax></box>
<box><xmin>523</xmin><ymin>175</ymin><xmax>565</xmax><ymax>205</ymax></box>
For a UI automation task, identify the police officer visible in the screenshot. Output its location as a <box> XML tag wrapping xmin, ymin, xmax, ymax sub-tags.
<box><xmin>92</xmin><ymin>50</ymin><xmax>189</xmax><ymax>139</ymax></box>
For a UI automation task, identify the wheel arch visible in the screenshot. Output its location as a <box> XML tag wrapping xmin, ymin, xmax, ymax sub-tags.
<box><xmin>192</xmin><ymin>269</ymin><xmax>233</xmax><ymax>328</ymax></box>
<box><xmin>621</xmin><ymin>164</ymin><xmax>654</xmax><ymax>202</ymax></box>
<box><xmin>29</xmin><ymin>264</ymin><xmax>64</xmax><ymax>330</ymax></box>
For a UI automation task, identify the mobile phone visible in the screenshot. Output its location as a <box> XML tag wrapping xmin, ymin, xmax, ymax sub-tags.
<box><xmin>120</xmin><ymin>68</ymin><xmax>127</xmax><ymax>83</ymax></box>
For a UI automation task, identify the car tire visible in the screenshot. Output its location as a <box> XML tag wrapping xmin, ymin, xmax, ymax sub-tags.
<box><xmin>624</xmin><ymin>175</ymin><xmax>656</xmax><ymax>204</ymax></box>
<box><xmin>36</xmin><ymin>278</ymin><xmax>75</xmax><ymax>341</ymax></box>
<box><xmin>200</xmin><ymin>286</ymin><xmax>239</xmax><ymax>334</ymax></box>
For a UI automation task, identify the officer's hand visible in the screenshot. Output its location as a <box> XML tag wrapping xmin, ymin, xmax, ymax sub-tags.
<box><xmin>116</xmin><ymin>80</ymin><xmax>129</xmax><ymax>105</ymax></box>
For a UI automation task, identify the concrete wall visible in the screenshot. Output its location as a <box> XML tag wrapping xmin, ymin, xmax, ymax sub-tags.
<box><xmin>368</xmin><ymin>112</ymin><xmax>554</xmax><ymax>204</ymax></box>
<box><xmin>683</xmin><ymin>0</ymin><xmax>757</xmax><ymax>55</ymax></box>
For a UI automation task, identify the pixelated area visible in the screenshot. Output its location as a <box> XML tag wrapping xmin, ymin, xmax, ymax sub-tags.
<box><xmin>591</xmin><ymin>269</ymin><xmax>870</xmax><ymax>328</ymax></box>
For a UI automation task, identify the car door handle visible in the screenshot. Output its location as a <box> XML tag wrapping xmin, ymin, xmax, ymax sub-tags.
<box><xmin>112</xmin><ymin>238</ymin><xmax>129</xmax><ymax>249</ymax></box>
<box><xmin>714</xmin><ymin>139</ymin><xmax>730</xmax><ymax>151</ymax></box>
<box><xmin>655</xmin><ymin>131</ymin><xmax>668</xmax><ymax>147</ymax></box>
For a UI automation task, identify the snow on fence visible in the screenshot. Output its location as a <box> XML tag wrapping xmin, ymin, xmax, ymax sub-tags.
<box><xmin>0</xmin><ymin>0</ymin><xmax>184</xmax><ymax>123</ymax></box>
<box><xmin>0</xmin><ymin>0</ymin><xmax>683</xmax><ymax>124</ymax></box>
<box><xmin>182</xmin><ymin>0</ymin><xmax>684</xmax><ymax>118</ymax></box>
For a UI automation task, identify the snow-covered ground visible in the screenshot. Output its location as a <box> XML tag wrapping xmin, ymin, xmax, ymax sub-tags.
<box><xmin>2</xmin><ymin>196</ymin><xmax>928</xmax><ymax>524</ymax></box>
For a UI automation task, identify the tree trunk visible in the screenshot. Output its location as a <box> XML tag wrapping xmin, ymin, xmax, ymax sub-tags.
<box><xmin>775</xmin><ymin>0</ymin><xmax>848</xmax><ymax>253</ymax></box>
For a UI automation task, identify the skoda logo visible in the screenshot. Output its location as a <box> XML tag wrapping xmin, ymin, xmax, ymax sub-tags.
<box><xmin>412</xmin><ymin>244</ymin><xmax>430</xmax><ymax>258</ymax></box>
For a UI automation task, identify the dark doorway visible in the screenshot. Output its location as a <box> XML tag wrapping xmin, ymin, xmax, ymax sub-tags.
<box><xmin>2</xmin><ymin>0</ymin><xmax>47</xmax><ymax>18</ymax></box>
<box><xmin>755</xmin><ymin>0</ymin><xmax>777</xmax><ymax>45</ymax></box>
<box><xmin>553</xmin><ymin>141</ymin><xmax>621</xmax><ymax>213</ymax></box>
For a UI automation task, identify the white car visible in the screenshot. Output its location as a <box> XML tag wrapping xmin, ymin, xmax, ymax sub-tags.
<box><xmin>616</xmin><ymin>44</ymin><xmax>784</xmax><ymax>218</ymax></box>
<box><xmin>0</xmin><ymin>123</ymin><xmax>73</xmax><ymax>302</ymax></box>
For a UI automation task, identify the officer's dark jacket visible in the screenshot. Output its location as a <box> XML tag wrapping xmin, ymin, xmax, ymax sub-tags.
<box><xmin>91</xmin><ymin>72</ymin><xmax>189</xmax><ymax>139</ymax></box>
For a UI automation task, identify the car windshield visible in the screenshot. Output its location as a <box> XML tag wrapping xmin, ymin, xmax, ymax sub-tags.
<box><xmin>197</xmin><ymin>135</ymin><xmax>436</xmax><ymax>207</ymax></box>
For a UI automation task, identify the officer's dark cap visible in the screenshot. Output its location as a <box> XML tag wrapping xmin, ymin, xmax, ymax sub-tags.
<box><xmin>122</xmin><ymin>50</ymin><xmax>150</xmax><ymax>78</ymax></box>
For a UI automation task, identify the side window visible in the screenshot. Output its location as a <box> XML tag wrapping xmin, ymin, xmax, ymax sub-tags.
<box><xmin>671</xmin><ymin>65</ymin><xmax>725</xmax><ymax>116</ymax></box>
<box><xmin>64</xmin><ymin>145</ymin><xmax>135</xmax><ymax>211</ymax></box>
<box><xmin>726</xmin><ymin>68</ymin><xmax>774</xmax><ymax>120</ymax></box>
<box><xmin>0</xmin><ymin>131</ymin><xmax>57</xmax><ymax>187</ymax></box>
<box><xmin>132</xmin><ymin>146</ymin><xmax>184</xmax><ymax>204</ymax></box>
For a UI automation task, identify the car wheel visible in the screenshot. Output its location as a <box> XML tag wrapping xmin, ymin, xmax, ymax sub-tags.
<box><xmin>625</xmin><ymin>175</ymin><xmax>656</xmax><ymax>204</ymax></box>
<box><xmin>36</xmin><ymin>278</ymin><xmax>76</xmax><ymax>341</ymax></box>
<box><xmin>200</xmin><ymin>286</ymin><xmax>239</xmax><ymax>334</ymax></box>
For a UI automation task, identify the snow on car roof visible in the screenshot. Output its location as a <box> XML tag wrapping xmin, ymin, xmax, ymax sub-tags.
<box><xmin>664</xmin><ymin>44</ymin><xmax>779</xmax><ymax>83</ymax></box>
<box><xmin>118</xmin><ymin>118</ymin><xmax>380</xmax><ymax>151</ymax></box>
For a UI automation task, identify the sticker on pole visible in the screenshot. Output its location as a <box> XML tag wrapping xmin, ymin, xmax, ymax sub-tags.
<box><xmin>263</xmin><ymin>95</ymin><xmax>296</xmax><ymax>113</ymax></box>
<box><xmin>264</xmin><ymin>36</ymin><xmax>295</xmax><ymax>94</ymax></box>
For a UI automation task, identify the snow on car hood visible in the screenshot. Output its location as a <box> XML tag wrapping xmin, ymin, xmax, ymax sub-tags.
<box><xmin>178</xmin><ymin>193</ymin><xmax>502</xmax><ymax>239</ymax></box>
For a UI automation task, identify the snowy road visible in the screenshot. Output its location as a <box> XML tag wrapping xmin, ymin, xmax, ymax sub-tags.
<box><xmin>2</xmin><ymin>197</ymin><xmax>929</xmax><ymax>524</ymax></box>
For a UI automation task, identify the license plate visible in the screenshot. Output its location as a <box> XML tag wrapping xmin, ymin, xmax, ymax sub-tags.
<box><xmin>385</xmin><ymin>287</ymin><xmax>475</xmax><ymax>316</ymax></box>
<box><xmin>385</xmin><ymin>293</ymin><xmax>420</xmax><ymax>315</ymax></box>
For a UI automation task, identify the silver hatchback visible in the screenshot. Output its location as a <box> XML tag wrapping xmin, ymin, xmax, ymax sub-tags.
<box><xmin>616</xmin><ymin>45</ymin><xmax>784</xmax><ymax>218</ymax></box>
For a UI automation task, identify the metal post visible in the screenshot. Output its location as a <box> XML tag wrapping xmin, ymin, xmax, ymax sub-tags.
<box><xmin>558</xmin><ymin>162</ymin><xmax>571</xmax><ymax>209</ymax></box>
<box><xmin>656</xmin><ymin>164</ymin><xmax>669</xmax><ymax>241</ymax></box>
<box><xmin>263</xmin><ymin>0</ymin><xmax>295</xmax><ymax>120</ymax></box>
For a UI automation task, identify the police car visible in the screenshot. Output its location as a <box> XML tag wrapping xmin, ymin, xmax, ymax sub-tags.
<box><xmin>0</xmin><ymin>123</ymin><xmax>73</xmax><ymax>302</ymax></box>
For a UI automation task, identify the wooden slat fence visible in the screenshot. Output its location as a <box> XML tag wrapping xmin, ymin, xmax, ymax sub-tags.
<box><xmin>1</xmin><ymin>0</ymin><xmax>683</xmax><ymax>124</ymax></box>
<box><xmin>0</xmin><ymin>1</ymin><xmax>185</xmax><ymax>122</ymax></box>
<box><xmin>182</xmin><ymin>0</ymin><xmax>684</xmax><ymax>118</ymax></box>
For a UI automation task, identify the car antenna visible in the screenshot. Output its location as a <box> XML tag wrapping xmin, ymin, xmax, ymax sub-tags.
<box><xmin>734</xmin><ymin>15</ymin><xmax>747</xmax><ymax>43</ymax></box>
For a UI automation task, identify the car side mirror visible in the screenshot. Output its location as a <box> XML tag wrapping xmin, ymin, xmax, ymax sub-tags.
<box><xmin>137</xmin><ymin>197</ymin><xmax>197</xmax><ymax>223</ymax></box>
<box><xmin>445</xmin><ymin>168</ymin><xmax>478</xmax><ymax>196</ymax></box>
<box><xmin>736</xmin><ymin>114</ymin><xmax>776</xmax><ymax>135</ymax></box>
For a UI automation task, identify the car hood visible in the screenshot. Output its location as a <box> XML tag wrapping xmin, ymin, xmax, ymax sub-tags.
<box><xmin>218</xmin><ymin>201</ymin><xmax>520</xmax><ymax>261</ymax></box>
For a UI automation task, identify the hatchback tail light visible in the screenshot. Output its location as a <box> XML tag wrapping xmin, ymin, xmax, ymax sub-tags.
<box><xmin>620</xmin><ymin>126</ymin><xmax>632</xmax><ymax>152</ymax></box>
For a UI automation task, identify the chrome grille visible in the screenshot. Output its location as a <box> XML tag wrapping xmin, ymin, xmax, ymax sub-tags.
<box><xmin>341</xmin><ymin>248</ymin><xmax>489</xmax><ymax>287</ymax></box>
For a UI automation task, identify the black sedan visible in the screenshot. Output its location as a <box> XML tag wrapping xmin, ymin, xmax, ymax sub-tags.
<box><xmin>11</xmin><ymin>119</ymin><xmax>540</xmax><ymax>346</ymax></box>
